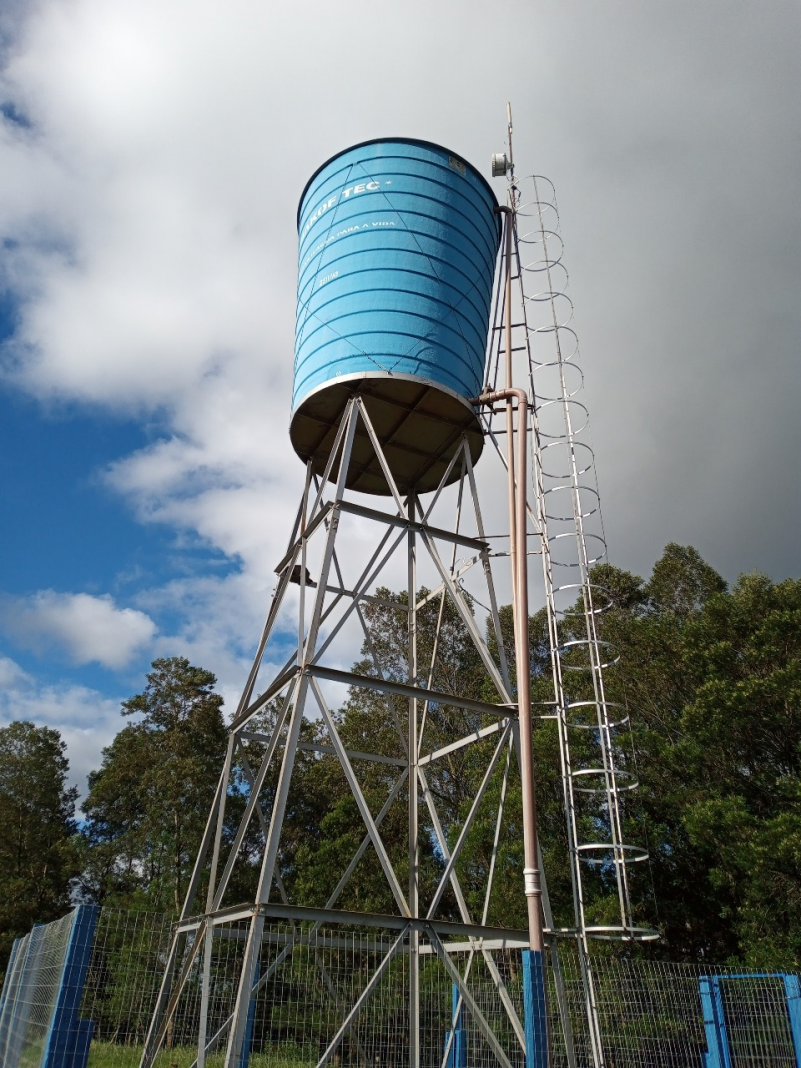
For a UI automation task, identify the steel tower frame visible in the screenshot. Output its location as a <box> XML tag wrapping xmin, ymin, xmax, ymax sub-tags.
<box><xmin>139</xmin><ymin>391</ymin><xmax>575</xmax><ymax>1068</ymax></box>
<box><xmin>139</xmin><ymin>115</ymin><xmax>656</xmax><ymax>1068</ymax></box>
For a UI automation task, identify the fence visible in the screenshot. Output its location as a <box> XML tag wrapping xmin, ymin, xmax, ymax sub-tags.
<box><xmin>0</xmin><ymin>907</ymin><xmax>800</xmax><ymax>1068</ymax></box>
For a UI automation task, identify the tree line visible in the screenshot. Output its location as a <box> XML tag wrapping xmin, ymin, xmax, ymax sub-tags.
<box><xmin>1</xmin><ymin>542</ymin><xmax>799</xmax><ymax>977</ymax></box>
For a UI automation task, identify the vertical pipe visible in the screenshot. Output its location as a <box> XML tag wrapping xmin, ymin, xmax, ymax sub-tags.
<box><xmin>485</xmin><ymin>209</ymin><xmax>544</xmax><ymax>956</ymax></box>
<box><xmin>479</xmin><ymin>201</ymin><xmax>548</xmax><ymax>1062</ymax></box>
<box><xmin>298</xmin><ymin>463</ymin><xmax>310</xmax><ymax>664</ymax></box>
<box><xmin>522</xmin><ymin>949</ymin><xmax>548</xmax><ymax>1068</ymax></box>
<box><xmin>408</xmin><ymin>489</ymin><xmax>420</xmax><ymax>1068</ymax></box>
<box><xmin>452</xmin><ymin>984</ymin><xmax>467</xmax><ymax>1068</ymax></box>
<box><xmin>477</xmin><ymin>387</ymin><xmax>545</xmax><ymax>1014</ymax></box>
<box><xmin>511</xmin><ymin>390</ymin><xmax>543</xmax><ymax>953</ymax></box>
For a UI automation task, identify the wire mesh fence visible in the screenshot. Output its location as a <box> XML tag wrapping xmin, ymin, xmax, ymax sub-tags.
<box><xmin>79</xmin><ymin>909</ymin><xmax>175</xmax><ymax>1062</ymax></box>
<box><xmin>0</xmin><ymin>911</ymin><xmax>76</xmax><ymax>1068</ymax></box>
<box><xmin>549</xmin><ymin>948</ymin><xmax>801</xmax><ymax>1068</ymax></box>
<box><xmin>1</xmin><ymin>907</ymin><xmax>800</xmax><ymax>1068</ymax></box>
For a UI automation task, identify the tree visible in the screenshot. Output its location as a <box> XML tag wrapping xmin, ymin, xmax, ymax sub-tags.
<box><xmin>678</xmin><ymin>571</ymin><xmax>801</xmax><ymax>967</ymax></box>
<box><xmin>580</xmin><ymin>546</ymin><xmax>801</xmax><ymax>965</ymax></box>
<box><xmin>0</xmin><ymin>721</ymin><xmax>78</xmax><ymax>971</ymax></box>
<box><xmin>298</xmin><ymin>546</ymin><xmax>801</xmax><ymax>965</ymax></box>
<box><xmin>583</xmin><ymin>548</ymin><xmax>735</xmax><ymax>959</ymax></box>
<box><xmin>279</xmin><ymin>587</ymin><xmax>501</xmax><ymax>919</ymax></box>
<box><xmin>81</xmin><ymin>657</ymin><xmax>227</xmax><ymax>913</ymax></box>
<box><xmin>75</xmin><ymin>548</ymin><xmax>801</xmax><ymax>967</ymax></box>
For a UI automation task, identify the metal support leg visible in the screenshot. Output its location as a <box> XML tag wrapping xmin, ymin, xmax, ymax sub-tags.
<box><xmin>408</xmin><ymin>489</ymin><xmax>420</xmax><ymax>1068</ymax></box>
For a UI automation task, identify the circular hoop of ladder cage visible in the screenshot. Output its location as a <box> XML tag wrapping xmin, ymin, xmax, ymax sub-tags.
<box><xmin>291</xmin><ymin>137</ymin><xmax>501</xmax><ymax>495</ymax></box>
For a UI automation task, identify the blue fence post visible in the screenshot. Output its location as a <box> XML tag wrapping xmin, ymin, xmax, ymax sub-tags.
<box><xmin>782</xmin><ymin>974</ymin><xmax>801</xmax><ymax>1068</ymax></box>
<box><xmin>451</xmin><ymin>983</ymin><xmax>467</xmax><ymax>1068</ymax></box>
<box><xmin>700</xmin><ymin>977</ymin><xmax>732</xmax><ymax>1068</ymax></box>
<box><xmin>444</xmin><ymin>984</ymin><xmax>467</xmax><ymax>1068</ymax></box>
<box><xmin>238</xmin><ymin>957</ymin><xmax>260</xmax><ymax>1068</ymax></box>
<box><xmin>41</xmin><ymin>904</ymin><xmax>99</xmax><ymax>1068</ymax></box>
<box><xmin>522</xmin><ymin>949</ymin><xmax>548</xmax><ymax>1068</ymax></box>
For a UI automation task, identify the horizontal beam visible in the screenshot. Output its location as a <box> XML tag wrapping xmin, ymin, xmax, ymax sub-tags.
<box><xmin>338</xmin><ymin>501</ymin><xmax>489</xmax><ymax>552</ymax></box>
<box><xmin>298</xmin><ymin>741</ymin><xmax>406</xmax><ymax>767</ymax></box>
<box><xmin>325</xmin><ymin>585</ymin><xmax>405</xmax><ymax>611</ymax></box>
<box><xmin>306</xmin><ymin>664</ymin><xmax>515</xmax><ymax>721</ymax></box>
<box><xmin>237</xmin><ymin>734</ymin><xmax>406</xmax><ymax>768</ymax></box>
<box><xmin>212</xmin><ymin>929</ymin><xmax>530</xmax><ymax>953</ymax></box>
<box><xmin>418</xmin><ymin>938</ymin><xmax>531</xmax><ymax>953</ymax></box>
<box><xmin>178</xmin><ymin>903</ymin><xmax>532</xmax><ymax>943</ymax></box>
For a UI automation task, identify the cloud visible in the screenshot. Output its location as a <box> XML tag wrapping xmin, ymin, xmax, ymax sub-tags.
<box><xmin>0</xmin><ymin>0</ymin><xmax>799</xmax><ymax>787</ymax></box>
<box><xmin>0</xmin><ymin>0</ymin><xmax>796</xmax><ymax>598</ymax></box>
<box><xmin>2</xmin><ymin>590</ymin><xmax>156</xmax><ymax>669</ymax></box>
<box><xmin>0</xmin><ymin>654</ymin><xmax>121</xmax><ymax>800</ymax></box>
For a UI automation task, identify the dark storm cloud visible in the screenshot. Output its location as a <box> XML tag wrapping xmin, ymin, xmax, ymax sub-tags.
<box><xmin>510</xmin><ymin>2</ymin><xmax>801</xmax><ymax>581</ymax></box>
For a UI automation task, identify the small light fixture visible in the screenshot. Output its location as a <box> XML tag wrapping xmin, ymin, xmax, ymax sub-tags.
<box><xmin>491</xmin><ymin>153</ymin><xmax>509</xmax><ymax>177</ymax></box>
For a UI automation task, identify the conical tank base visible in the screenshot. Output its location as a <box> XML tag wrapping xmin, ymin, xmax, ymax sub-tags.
<box><xmin>289</xmin><ymin>373</ymin><xmax>484</xmax><ymax>495</ymax></box>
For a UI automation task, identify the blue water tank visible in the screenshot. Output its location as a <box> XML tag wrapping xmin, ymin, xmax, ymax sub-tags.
<box><xmin>291</xmin><ymin>138</ymin><xmax>500</xmax><ymax>495</ymax></box>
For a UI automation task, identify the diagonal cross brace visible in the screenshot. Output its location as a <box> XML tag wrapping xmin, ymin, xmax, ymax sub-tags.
<box><xmin>311</xmin><ymin>677</ymin><xmax>410</xmax><ymax>917</ymax></box>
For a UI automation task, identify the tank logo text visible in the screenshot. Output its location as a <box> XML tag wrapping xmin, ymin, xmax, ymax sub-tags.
<box><xmin>300</xmin><ymin>180</ymin><xmax>391</xmax><ymax>240</ymax></box>
<box><xmin>300</xmin><ymin>219</ymin><xmax>397</xmax><ymax>273</ymax></box>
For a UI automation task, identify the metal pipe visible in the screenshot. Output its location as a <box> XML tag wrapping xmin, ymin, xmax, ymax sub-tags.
<box><xmin>479</xmin><ymin>383</ymin><xmax>543</xmax><ymax>953</ymax></box>
<box><xmin>480</xmin><ymin>209</ymin><xmax>543</xmax><ymax>957</ymax></box>
<box><xmin>483</xmin><ymin>201</ymin><xmax>546</xmax><ymax>956</ymax></box>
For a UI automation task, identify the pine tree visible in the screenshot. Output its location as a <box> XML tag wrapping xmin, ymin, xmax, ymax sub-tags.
<box><xmin>0</xmin><ymin>721</ymin><xmax>78</xmax><ymax>972</ymax></box>
<box><xmin>81</xmin><ymin>657</ymin><xmax>227</xmax><ymax>913</ymax></box>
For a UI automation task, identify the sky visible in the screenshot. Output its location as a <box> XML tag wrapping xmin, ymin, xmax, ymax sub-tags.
<box><xmin>1</xmin><ymin>0</ymin><xmax>799</xmax><ymax>800</ymax></box>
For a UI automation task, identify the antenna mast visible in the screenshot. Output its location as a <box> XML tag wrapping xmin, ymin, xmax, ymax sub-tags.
<box><xmin>486</xmin><ymin>102</ymin><xmax>657</xmax><ymax>1068</ymax></box>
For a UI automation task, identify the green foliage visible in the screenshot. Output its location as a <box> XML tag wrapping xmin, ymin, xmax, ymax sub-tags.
<box><xmin>677</xmin><ymin>572</ymin><xmax>801</xmax><ymax>966</ymax></box>
<box><xmin>80</xmin><ymin>657</ymin><xmax>228</xmax><ymax>913</ymax></box>
<box><xmin>578</xmin><ymin>547</ymin><xmax>801</xmax><ymax>965</ymax></box>
<box><xmin>14</xmin><ymin>541</ymin><xmax>792</xmax><ymax>973</ymax></box>
<box><xmin>247</xmin><ymin>549</ymin><xmax>801</xmax><ymax>965</ymax></box>
<box><xmin>282</xmin><ymin>587</ymin><xmax>494</xmax><ymax>917</ymax></box>
<box><xmin>0</xmin><ymin>720</ymin><xmax>79</xmax><ymax>971</ymax></box>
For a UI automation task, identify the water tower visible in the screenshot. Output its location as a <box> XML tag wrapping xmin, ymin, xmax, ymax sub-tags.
<box><xmin>140</xmin><ymin>129</ymin><xmax>651</xmax><ymax>1068</ymax></box>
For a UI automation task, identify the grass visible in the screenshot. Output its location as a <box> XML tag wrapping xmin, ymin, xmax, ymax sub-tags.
<box><xmin>88</xmin><ymin>1041</ymin><xmax>315</xmax><ymax>1068</ymax></box>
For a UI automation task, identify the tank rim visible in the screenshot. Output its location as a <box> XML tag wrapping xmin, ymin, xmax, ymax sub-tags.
<box><xmin>290</xmin><ymin>369</ymin><xmax>483</xmax><ymax>423</ymax></box>
<box><xmin>289</xmin><ymin>370</ymin><xmax>484</xmax><ymax>496</ymax></box>
<box><xmin>297</xmin><ymin>137</ymin><xmax>500</xmax><ymax>228</ymax></box>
